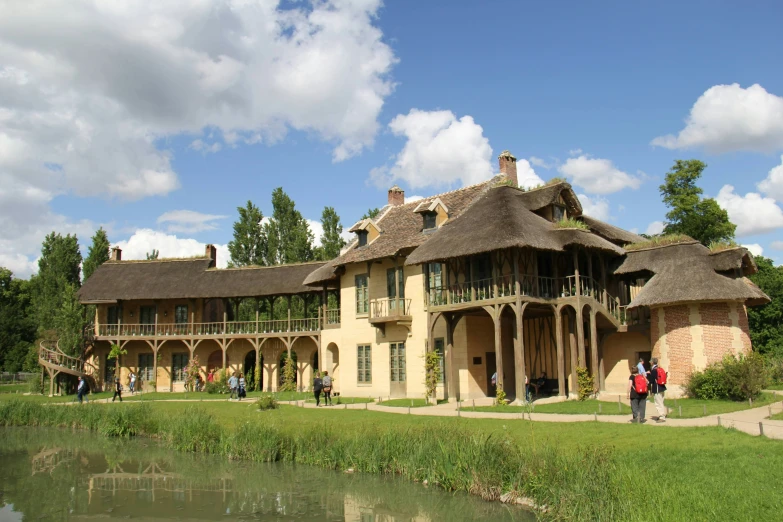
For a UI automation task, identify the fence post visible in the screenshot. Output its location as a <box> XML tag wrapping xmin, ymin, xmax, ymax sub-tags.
<box><xmin>678</xmin><ymin>405</ymin><xmax>682</xmax><ymax>417</ymax></box>
<box><xmin>749</xmin><ymin>398</ymin><xmax>753</xmax><ymax>408</ymax></box>
<box><xmin>703</xmin><ymin>404</ymin><xmax>706</xmax><ymax>416</ymax></box>
<box><xmin>408</xmin><ymin>406</ymin><xmax>411</xmax><ymax>415</ymax></box>
<box><xmin>599</xmin><ymin>403</ymin><xmax>602</xmax><ymax>414</ymax></box>
<box><xmin>594</xmin><ymin>412</ymin><xmax>597</xmax><ymax>421</ymax></box>
<box><xmin>769</xmin><ymin>405</ymin><xmax>773</xmax><ymax>418</ymax></box>
<box><xmin>759</xmin><ymin>422</ymin><xmax>764</xmax><ymax>437</ymax></box>
<box><xmin>717</xmin><ymin>416</ymin><xmax>721</xmax><ymax>427</ymax></box>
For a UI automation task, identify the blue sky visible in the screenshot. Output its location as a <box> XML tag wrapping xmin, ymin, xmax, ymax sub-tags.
<box><xmin>2</xmin><ymin>0</ymin><xmax>783</xmax><ymax>276</ymax></box>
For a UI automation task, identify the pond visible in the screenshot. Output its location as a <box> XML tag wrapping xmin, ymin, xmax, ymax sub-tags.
<box><xmin>0</xmin><ymin>428</ymin><xmax>533</xmax><ymax>521</ymax></box>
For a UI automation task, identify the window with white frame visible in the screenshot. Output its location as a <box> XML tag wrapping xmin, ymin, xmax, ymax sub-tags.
<box><xmin>357</xmin><ymin>344</ymin><xmax>372</xmax><ymax>384</ymax></box>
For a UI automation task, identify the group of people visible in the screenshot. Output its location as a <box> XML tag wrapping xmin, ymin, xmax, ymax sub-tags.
<box><xmin>227</xmin><ymin>372</ymin><xmax>247</xmax><ymax>400</ymax></box>
<box><xmin>312</xmin><ymin>370</ymin><xmax>333</xmax><ymax>406</ymax></box>
<box><xmin>491</xmin><ymin>371</ymin><xmax>549</xmax><ymax>402</ymax></box>
<box><xmin>627</xmin><ymin>357</ymin><xmax>667</xmax><ymax>423</ymax></box>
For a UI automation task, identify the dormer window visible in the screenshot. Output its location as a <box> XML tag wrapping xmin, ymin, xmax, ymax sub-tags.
<box><xmin>552</xmin><ymin>204</ymin><xmax>565</xmax><ymax>222</ymax></box>
<box><xmin>357</xmin><ymin>230</ymin><xmax>368</xmax><ymax>247</ymax></box>
<box><xmin>414</xmin><ymin>197</ymin><xmax>449</xmax><ymax>231</ymax></box>
<box><xmin>423</xmin><ymin>211</ymin><xmax>437</xmax><ymax>230</ymax></box>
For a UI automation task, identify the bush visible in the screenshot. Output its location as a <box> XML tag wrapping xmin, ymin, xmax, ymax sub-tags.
<box><xmin>576</xmin><ymin>367</ymin><xmax>594</xmax><ymax>401</ymax></box>
<box><xmin>686</xmin><ymin>353</ymin><xmax>768</xmax><ymax>401</ymax></box>
<box><xmin>765</xmin><ymin>356</ymin><xmax>783</xmax><ymax>385</ymax></box>
<box><xmin>205</xmin><ymin>369</ymin><xmax>228</xmax><ymax>394</ymax></box>
<box><xmin>27</xmin><ymin>374</ymin><xmax>44</xmax><ymax>394</ymax></box>
<box><xmin>256</xmin><ymin>393</ymin><xmax>278</xmax><ymax>410</ymax></box>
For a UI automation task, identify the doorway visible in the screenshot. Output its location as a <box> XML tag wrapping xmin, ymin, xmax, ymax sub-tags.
<box><xmin>390</xmin><ymin>342</ymin><xmax>407</xmax><ymax>397</ymax></box>
<box><xmin>636</xmin><ymin>351</ymin><xmax>652</xmax><ymax>373</ymax></box>
<box><xmin>485</xmin><ymin>352</ymin><xmax>497</xmax><ymax>398</ymax></box>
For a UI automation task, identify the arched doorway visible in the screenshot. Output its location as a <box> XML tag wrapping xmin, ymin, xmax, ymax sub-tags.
<box><xmin>207</xmin><ymin>350</ymin><xmax>222</xmax><ymax>376</ymax></box>
<box><xmin>244</xmin><ymin>351</ymin><xmax>263</xmax><ymax>391</ymax></box>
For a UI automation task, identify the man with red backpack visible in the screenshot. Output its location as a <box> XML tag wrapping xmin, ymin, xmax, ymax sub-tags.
<box><xmin>627</xmin><ymin>366</ymin><xmax>648</xmax><ymax>423</ymax></box>
<box><xmin>649</xmin><ymin>357</ymin><xmax>667</xmax><ymax>422</ymax></box>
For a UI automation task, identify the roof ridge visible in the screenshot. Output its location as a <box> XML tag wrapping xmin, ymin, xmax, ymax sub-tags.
<box><xmin>210</xmin><ymin>261</ymin><xmax>325</xmax><ymax>271</ymax></box>
<box><xmin>708</xmin><ymin>246</ymin><xmax>747</xmax><ymax>256</ymax></box>
<box><xmin>626</xmin><ymin>239</ymin><xmax>701</xmax><ymax>253</ymax></box>
<box><xmin>106</xmin><ymin>257</ymin><xmax>210</xmax><ymax>264</ymax></box>
<box><xmin>393</xmin><ymin>178</ymin><xmax>496</xmax><ymax>210</ymax></box>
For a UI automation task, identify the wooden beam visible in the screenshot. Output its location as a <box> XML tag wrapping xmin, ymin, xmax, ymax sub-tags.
<box><xmin>514</xmin><ymin>302</ymin><xmax>528</xmax><ymax>402</ymax></box>
<box><xmin>554</xmin><ymin>305</ymin><xmax>565</xmax><ymax>396</ymax></box>
<box><xmin>492</xmin><ymin>305</ymin><xmax>504</xmax><ymax>392</ymax></box>
<box><xmin>568</xmin><ymin>311</ymin><xmax>578</xmax><ymax>396</ymax></box>
<box><xmin>590</xmin><ymin>307</ymin><xmax>599</xmax><ymax>393</ymax></box>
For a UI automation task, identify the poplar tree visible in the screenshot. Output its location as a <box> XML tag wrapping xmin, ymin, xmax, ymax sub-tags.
<box><xmin>264</xmin><ymin>188</ymin><xmax>314</xmax><ymax>265</ymax></box>
<box><xmin>228</xmin><ymin>201</ymin><xmax>267</xmax><ymax>267</ymax></box>
<box><xmin>82</xmin><ymin>227</ymin><xmax>111</xmax><ymax>281</ymax></box>
<box><xmin>0</xmin><ymin>268</ymin><xmax>36</xmax><ymax>372</ymax></box>
<box><xmin>317</xmin><ymin>206</ymin><xmax>346</xmax><ymax>260</ymax></box>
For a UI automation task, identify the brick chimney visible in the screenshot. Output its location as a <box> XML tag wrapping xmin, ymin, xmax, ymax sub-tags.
<box><xmin>205</xmin><ymin>244</ymin><xmax>217</xmax><ymax>268</ymax></box>
<box><xmin>388</xmin><ymin>185</ymin><xmax>405</xmax><ymax>206</ymax></box>
<box><xmin>111</xmin><ymin>247</ymin><xmax>122</xmax><ymax>261</ymax></box>
<box><xmin>498</xmin><ymin>150</ymin><xmax>518</xmax><ymax>186</ymax></box>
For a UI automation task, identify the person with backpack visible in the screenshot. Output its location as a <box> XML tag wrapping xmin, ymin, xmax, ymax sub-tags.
<box><xmin>313</xmin><ymin>371</ymin><xmax>324</xmax><ymax>406</ymax></box>
<box><xmin>649</xmin><ymin>357</ymin><xmax>667</xmax><ymax>422</ymax></box>
<box><xmin>322</xmin><ymin>370</ymin><xmax>332</xmax><ymax>406</ymax></box>
<box><xmin>627</xmin><ymin>366</ymin><xmax>648</xmax><ymax>423</ymax></box>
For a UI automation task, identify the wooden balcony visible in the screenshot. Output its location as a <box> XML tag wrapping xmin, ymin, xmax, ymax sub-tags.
<box><xmin>95</xmin><ymin>316</ymin><xmax>331</xmax><ymax>341</ymax></box>
<box><xmin>369</xmin><ymin>298</ymin><xmax>412</xmax><ymax>336</ymax></box>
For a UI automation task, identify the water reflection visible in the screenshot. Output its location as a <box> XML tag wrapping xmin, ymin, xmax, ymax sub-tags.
<box><xmin>0</xmin><ymin>428</ymin><xmax>531</xmax><ymax>521</ymax></box>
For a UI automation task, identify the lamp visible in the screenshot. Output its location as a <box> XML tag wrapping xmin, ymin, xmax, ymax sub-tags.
<box><xmin>129</xmin><ymin>311</ymin><xmax>134</xmax><ymax>318</ymax></box>
<box><xmin>164</xmin><ymin>310</ymin><xmax>168</xmax><ymax>317</ymax></box>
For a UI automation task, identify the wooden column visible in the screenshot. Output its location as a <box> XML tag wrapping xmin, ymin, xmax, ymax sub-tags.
<box><xmin>600</xmin><ymin>253</ymin><xmax>608</xmax><ymax>306</ymax></box>
<box><xmin>590</xmin><ymin>308</ymin><xmax>599</xmax><ymax>393</ymax></box>
<box><xmin>286</xmin><ymin>296</ymin><xmax>292</xmax><ymax>346</ymax></box>
<box><xmin>322</xmin><ymin>285</ymin><xmax>328</xmax><ymax>326</ymax></box>
<box><xmin>598</xmin><ymin>334</ymin><xmax>607</xmax><ymax>392</ymax></box>
<box><xmin>493</xmin><ymin>306</ymin><xmax>504</xmax><ymax>391</ymax></box>
<box><xmin>554</xmin><ymin>305</ymin><xmax>565</xmax><ymax>396</ymax></box>
<box><xmin>491</xmin><ymin>253</ymin><xmax>499</xmax><ymax>299</ymax></box>
<box><xmin>469</xmin><ymin>258</ymin><xmax>476</xmax><ymax>302</ymax></box>
<box><xmin>576</xmin><ymin>305</ymin><xmax>586</xmax><ymax>367</ymax></box>
<box><xmin>444</xmin><ymin>314</ymin><xmax>454</xmax><ymax>400</ymax></box>
<box><xmin>568</xmin><ymin>312</ymin><xmax>578</xmax><ymax>396</ymax></box>
<box><xmin>572</xmin><ymin>249</ymin><xmax>580</xmax><ymax>296</ymax></box>
<box><xmin>513</xmin><ymin>302</ymin><xmax>527</xmax><ymax>403</ymax></box>
<box><xmin>445</xmin><ymin>262</ymin><xmax>451</xmax><ymax>305</ymax></box>
<box><xmin>532</xmin><ymin>250</ymin><xmax>539</xmax><ymax>297</ymax></box>
<box><xmin>513</xmin><ymin>249</ymin><xmax>521</xmax><ymax>297</ymax></box>
<box><xmin>221</xmin><ymin>340</ymin><xmax>227</xmax><ymax>371</ymax></box>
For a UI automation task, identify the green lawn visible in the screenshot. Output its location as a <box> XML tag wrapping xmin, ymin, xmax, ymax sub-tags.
<box><xmin>378</xmin><ymin>398</ymin><xmax>445</xmax><ymax>407</ymax></box>
<box><xmin>305</xmin><ymin>396</ymin><xmax>374</xmax><ymax>404</ymax></box>
<box><xmin>2</xmin><ymin>399</ymin><xmax>783</xmax><ymax>520</ymax></box>
<box><xmin>766</xmin><ymin>383</ymin><xmax>783</xmax><ymax>391</ymax></box>
<box><xmin>663</xmin><ymin>392</ymin><xmax>780</xmax><ymax>418</ymax></box>
<box><xmin>0</xmin><ymin>384</ymin><xmax>29</xmax><ymax>394</ymax></box>
<box><xmin>462</xmin><ymin>399</ymin><xmax>632</xmax><ymax>415</ymax></box>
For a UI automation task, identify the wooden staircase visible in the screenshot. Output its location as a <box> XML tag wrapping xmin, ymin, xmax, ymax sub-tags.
<box><xmin>39</xmin><ymin>340</ymin><xmax>100</xmax><ymax>396</ymax></box>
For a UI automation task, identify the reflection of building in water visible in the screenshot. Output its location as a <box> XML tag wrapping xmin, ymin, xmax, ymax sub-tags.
<box><xmin>87</xmin><ymin>463</ymin><xmax>233</xmax><ymax>504</ymax></box>
<box><xmin>344</xmin><ymin>494</ymin><xmax>431</xmax><ymax>522</ymax></box>
<box><xmin>31</xmin><ymin>448</ymin><xmax>76</xmax><ymax>475</ymax></box>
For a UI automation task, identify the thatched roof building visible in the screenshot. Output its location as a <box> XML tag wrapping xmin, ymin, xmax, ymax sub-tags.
<box><xmin>78</xmin><ymin>258</ymin><xmax>327</xmax><ymax>303</ymax></box>
<box><xmin>614</xmin><ymin>241</ymin><xmax>769</xmax><ymax>308</ymax></box>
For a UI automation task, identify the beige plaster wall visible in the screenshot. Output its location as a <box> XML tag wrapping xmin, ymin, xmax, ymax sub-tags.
<box><xmin>602</xmin><ymin>332</ymin><xmax>651</xmax><ymax>394</ymax></box>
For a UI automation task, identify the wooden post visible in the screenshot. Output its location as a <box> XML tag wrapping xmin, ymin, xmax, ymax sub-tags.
<box><xmin>513</xmin><ymin>249</ymin><xmax>521</xmax><ymax>298</ymax></box>
<box><xmin>568</xmin><ymin>312</ymin><xmax>578</xmax><ymax>396</ymax></box>
<box><xmin>759</xmin><ymin>422</ymin><xmax>764</xmax><ymax>437</ymax></box>
<box><xmin>256</xmin><ymin>310</ymin><xmax>259</xmax><ymax>334</ymax></box>
<box><xmin>532</xmin><ymin>250</ymin><xmax>539</xmax><ymax>297</ymax></box>
<box><xmin>322</xmin><ymin>285</ymin><xmax>328</xmax><ymax>326</ymax></box>
<box><xmin>287</xmin><ymin>296</ymin><xmax>292</xmax><ymax>335</ymax></box>
<box><xmin>155</xmin><ymin>312</ymin><xmax>158</xmax><ymax>336</ymax></box>
<box><xmin>445</xmin><ymin>314</ymin><xmax>455</xmax><ymax>401</ymax></box>
<box><xmin>589</xmin><ymin>308</ymin><xmax>599</xmax><ymax>392</ymax></box>
<box><xmin>152</xmin><ymin>346</ymin><xmax>158</xmax><ymax>392</ymax></box>
<box><xmin>469</xmin><ymin>258</ymin><xmax>476</xmax><ymax>302</ymax></box>
<box><xmin>554</xmin><ymin>306</ymin><xmax>565</xmax><ymax>396</ymax></box>
<box><xmin>445</xmin><ymin>262</ymin><xmax>451</xmax><ymax>305</ymax></box>
<box><xmin>576</xmin><ymin>305</ymin><xmax>586</xmax><ymax>368</ymax></box>
<box><xmin>491</xmin><ymin>252</ymin><xmax>499</xmax><ymax>299</ymax></box>
<box><xmin>493</xmin><ymin>307</ymin><xmax>504</xmax><ymax>391</ymax></box>
<box><xmin>572</xmin><ymin>249</ymin><xmax>580</xmax><ymax>296</ymax></box>
<box><xmin>514</xmin><ymin>303</ymin><xmax>527</xmax><ymax>403</ymax></box>
<box><xmin>599</xmin><ymin>253</ymin><xmax>608</xmax><ymax>306</ymax></box>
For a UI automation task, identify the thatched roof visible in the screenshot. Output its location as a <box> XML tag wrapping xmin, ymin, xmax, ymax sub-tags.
<box><xmin>580</xmin><ymin>216</ymin><xmax>645</xmax><ymax>245</ymax></box>
<box><xmin>405</xmin><ymin>185</ymin><xmax>623</xmax><ymax>266</ymax></box>
<box><xmin>79</xmin><ymin>258</ymin><xmax>327</xmax><ymax>303</ymax></box>
<box><xmin>304</xmin><ymin>179</ymin><xmax>497</xmax><ymax>285</ymax></box>
<box><xmin>709</xmin><ymin>247</ymin><xmax>758</xmax><ymax>274</ymax></box>
<box><xmin>614</xmin><ymin>242</ymin><xmax>769</xmax><ymax>308</ymax></box>
<box><xmin>517</xmin><ymin>181</ymin><xmax>583</xmax><ymax>215</ymax></box>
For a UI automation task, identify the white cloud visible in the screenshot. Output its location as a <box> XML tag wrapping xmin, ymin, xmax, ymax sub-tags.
<box><xmin>369</xmin><ymin>109</ymin><xmax>493</xmax><ymax>189</ymax></box>
<box><xmin>716</xmin><ymin>185</ymin><xmax>783</xmax><ymax>236</ymax></box>
<box><xmin>157</xmin><ymin>210</ymin><xmax>227</xmax><ymax>234</ymax></box>
<box><xmin>568</xmin><ymin>149</ymin><xmax>583</xmax><ymax>156</ymax></box>
<box><xmin>0</xmin><ymin>0</ymin><xmax>396</xmax><ymax>273</ymax></box>
<box><xmin>743</xmin><ymin>243</ymin><xmax>764</xmax><ymax>256</ymax></box>
<box><xmin>405</xmin><ymin>195</ymin><xmax>424</xmax><ymax>204</ymax></box>
<box><xmin>517</xmin><ymin>159</ymin><xmax>546</xmax><ymax>189</ymax></box>
<box><xmin>771</xmin><ymin>241</ymin><xmax>783</xmax><ymax>251</ymax></box>
<box><xmin>115</xmin><ymin>229</ymin><xmax>229</xmax><ymax>268</ymax></box>
<box><xmin>758</xmin><ymin>155</ymin><xmax>783</xmax><ymax>200</ymax></box>
<box><xmin>577</xmin><ymin>194</ymin><xmax>610</xmax><ymax>221</ymax></box>
<box><xmin>652</xmin><ymin>84</ymin><xmax>783</xmax><ymax>153</ymax></box>
<box><xmin>306</xmin><ymin>219</ymin><xmax>323</xmax><ymax>248</ymax></box>
<box><xmin>645</xmin><ymin>221</ymin><xmax>665</xmax><ymax>236</ymax></box>
<box><xmin>558</xmin><ymin>155</ymin><xmax>642</xmax><ymax>194</ymax></box>
<box><xmin>529</xmin><ymin>156</ymin><xmax>552</xmax><ymax>169</ymax></box>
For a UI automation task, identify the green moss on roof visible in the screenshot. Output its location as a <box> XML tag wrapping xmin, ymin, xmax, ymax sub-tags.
<box><xmin>625</xmin><ymin>234</ymin><xmax>695</xmax><ymax>251</ymax></box>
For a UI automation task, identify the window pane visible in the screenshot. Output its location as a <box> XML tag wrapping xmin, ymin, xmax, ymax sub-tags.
<box><xmin>387</xmin><ymin>268</ymin><xmax>396</xmax><ymax>299</ymax></box>
<box><xmin>172</xmin><ymin>353</ymin><xmax>189</xmax><ymax>382</ymax></box>
<box><xmin>434</xmin><ymin>338</ymin><xmax>445</xmax><ymax>383</ymax></box>
<box><xmin>140</xmin><ymin>306</ymin><xmax>155</xmax><ymax>325</ymax></box>
<box><xmin>175</xmin><ymin>305</ymin><xmax>188</xmax><ymax>324</ymax></box>
<box><xmin>355</xmin><ymin>275</ymin><xmax>368</xmax><ymax>314</ymax></box>
<box><xmin>139</xmin><ymin>353</ymin><xmax>154</xmax><ymax>381</ymax></box>
<box><xmin>107</xmin><ymin>306</ymin><xmax>120</xmax><ymax>325</ymax></box>
<box><xmin>398</xmin><ymin>267</ymin><xmax>405</xmax><ymax>299</ymax></box>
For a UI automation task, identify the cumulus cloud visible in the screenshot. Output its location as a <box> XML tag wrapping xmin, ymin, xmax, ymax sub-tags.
<box><xmin>558</xmin><ymin>155</ymin><xmax>642</xmax><ymax>194</ymax></box>
<box><xmin>115</xmin><ymin>229</ymin><xmax>229</xmax><ymax>268</ymax></box>
<box><xmin>369</xmin><ymin>109</ymin><xmax>493</xmax><ymax>189</ymax></box>
<box><xmin>517</xmin><ymin>159</ymin><xmax>546</xmax><ymax>189</ymax></box>
<box><xmin>0</xmin><ymin>0</ymin><xmax>396</xmax><ymax>274</ymax></box>
<box><xmin>652</xmin><ymin>84</ymin><xmax>783</xmax><ymax>153</ymax></box>
<box><xmin>645</xmin><ymin>221</ymin><xmax>665</xmax><ymax>236</ymax></box>
<box><xmin>157</xmin><ymin>210</ymin><xmax>227</xmax><ymax>234</ymax></box>
<box><xmin>306</xmin><ymin>219</ymin><xmax>323</xmax><ymax>248</ymax></box>
<box><xmin>577</xmin><ymin>194</ymin><xmax>610</xmax><ymax>221</ymax></box>
<box><xmin>743</xmin><ymin>244</ymin><xmax>764</xmax><ymax>256</ymax></box>
<box><xmin>758</xmin><ymin>155</ymin><xmax>783</xmax><ymax>200</ymax></box>
<box><xmin>405</xmin><ymin>195</ymin><xmax>424</xmax><ymax>204</ymax></box>
<box><xmin>771</xmin><ymin>241</ymin><xmax>783</xmax><ymax>251</ymax></box>
<box><xmin>529</xmin><ymin>156</ymin><xmax>553</xmax><ymax>169</ymax></box>
<box><xmin>716</xmin><ymin>185</ymin><xmax>783</xmax><ymax>236</ymax></box>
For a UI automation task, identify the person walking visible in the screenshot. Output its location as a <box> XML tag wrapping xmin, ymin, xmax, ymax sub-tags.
<box><xmin>112</xmin><ymin>377</ymin><xmax>123</xmax><ymax>402</ymax></box>
<box><xmin>207</xmin><ymin>369</ymin><xmax>215</xmax><ymax>383</ymax></box>
<box><xmin>238</xmin><ymin>373</ymin><xmax>246</xmax><ymax>400</ymax></box>
<box><xmin>636</xmin><ymin>357</ymin><xmax>648</xmax><ymax>378</ymax></box>
<box><xmin>313</xmin><ymin>371</ymin><xmax>324</xmax><ymax>406</ymax></box>
<box><xmin>129</xmin><ymin>372</ymin><xmax>136</xmax><ymax>394</ymax></box>
<box><xmin>228</xmin><ymin>372</ymin><xmax>239</xmax><ymax>400</ymax></box>
<box><xmin>649</xmin><ymin>357</ymin><xmax>667</xmax><ymax>422</ymax></box>
<box><xmin>322</xmin><ymin>370</ymin><xmax>332</xmax><ymax>406</ymax></box>
<box><xmin>76</xmin><ymin>376</ymin><xmax>89</xmax><ymax>404</ymax></box>
<box><xmin>627</xmin><ymin>366</ymin><xmax>647</xmax><ymax>423</ymax></box>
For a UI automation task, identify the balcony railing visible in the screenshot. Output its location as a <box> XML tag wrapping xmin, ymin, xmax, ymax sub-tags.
<box><xmin>326</xmin><ymin>309</ymin><xmax>341</xmax><ymax>325</ymax></box>
<box><xmin>96</xmin><ymin>317</ymin><xmax>329</xmax><ymax>338</ymax></box>
<box><xmin>370</xmin><ymin>298</ymin><xmax>412</xmax><ymax>319</ymax></box>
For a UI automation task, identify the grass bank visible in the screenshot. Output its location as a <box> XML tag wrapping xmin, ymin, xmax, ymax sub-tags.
<box><xmin>462</xmin><ymin>400</ymin><xmax>631</xmax><ymax>415</ymax></box>
<box><xmin>1</xmin><ymin>400</ymin><xmax>782</xmax><ymax>520</ymax></box>
<box><xmin>663</xmin><ymin>393</ymin><xmax>778</xmax><ymax>418</ymax></box>
<box><xmin>379</xmin><ymin>398</ymin><xmax>445</xmax><ymax>407</ymax></box>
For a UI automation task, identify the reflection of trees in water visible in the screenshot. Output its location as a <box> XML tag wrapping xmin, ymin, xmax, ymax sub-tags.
<box><xmin>0</xmin><ymin>429</ymin><xmax>528</xmax><ymax>522</ymax></box>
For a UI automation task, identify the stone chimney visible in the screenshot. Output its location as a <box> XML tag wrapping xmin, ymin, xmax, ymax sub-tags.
<box><xmin>388</xmin><ymin>185</ymin><xmax>405</xmax><ymax>206</ymax></box>
<box><xmin>205</xmin><ymin>244</ymin><xmax>217</xmax><ymax>268</ymax></box>
<box><xmin>498</xmin><ymin>150</ymin><xmax>518</xmax><ymax>186</ymax></box>
<box><xmin>111</xmin><ymin>247</ymin><xmax>122</xmax><ymax>261</ymax></box>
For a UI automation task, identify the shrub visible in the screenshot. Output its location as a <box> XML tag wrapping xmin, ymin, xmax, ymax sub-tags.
<box><xmin>765</xmin><ymin>356</ymin><xmax>783</xmax><ymax>385</ymax></box>
<box><xmin>27</xmin><ymin>374</ymin><xmax>44</xmax><ymax>394</ymax></box>
<box><xmin>256</xmin><ymin>393</ymin><xmax>278</xmax><ymax>410</ymax></box>
<box><xmin>494</xmin><ymin>384</ymin><xmax>507</xmax><ymax>405</ymax></box>
<box><xmin>576</xmin><ymin>366</ymin><xmax>594</xmax><ymax>401</ymax></box>
<box><xmin>423</xmin><ymin>350</ymin><xmax>440</xmax><ymax>401</ymax></box>
<box><xmin>553</xmin><ymin>218</ymin><xmax>589</xmax><ymax>230</ymax></box>
<box><xmin>686</xmin><ymin>353</ymin><xmax>768</xmax><ymax>401</ymax></box>
<box><xmin>279</xmin><ymin>356</ymin><xmax>297</xmax><ymax>392</ymax></box>
<box><xmin>206</xmin><ymin>369</ymin><xmax>228</xmax><ymax>394</ymax></box>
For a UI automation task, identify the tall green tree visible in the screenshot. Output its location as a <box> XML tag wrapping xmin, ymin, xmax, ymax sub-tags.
<box><xmin>317</xmin><ymin>206</ymin><xmax>346</xmax><ymax>260</ymax></box>
<box><xmin>228</xmin><ymin>201</ymin><xmax>267</xmax><ymax>267</ymax></box>
<box><xmin>31</xmin><ymin>232</ymin><xmax>83</xmax><ymax>331</ymax></box>
<box><xmin>82</xmin><ymin>227</ymin><xmax>110</xmax><ymax>281</ymax></box>
<box><xmin>362</xmin><ymin>208</ymin><xmax>380</xmax><ymax>220</ymax></box>
<box><xmin>0</xmin><ymin>268</ymin><xmax>36</xmax><ymax>372</ymax></box>
<box><xmin>748</xmin><ymin>256</ymin><xmax>783</xmax><ymax>356</ymax></box>
<box><xmin>659</xmin><ymin>160</ymin><xmax>736</xmax><ymax>245</ymax></box>
<box><xmin>264</xmin><ymin>188</ymin><xmax>314</xmax><ymax>265</ymax></box>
